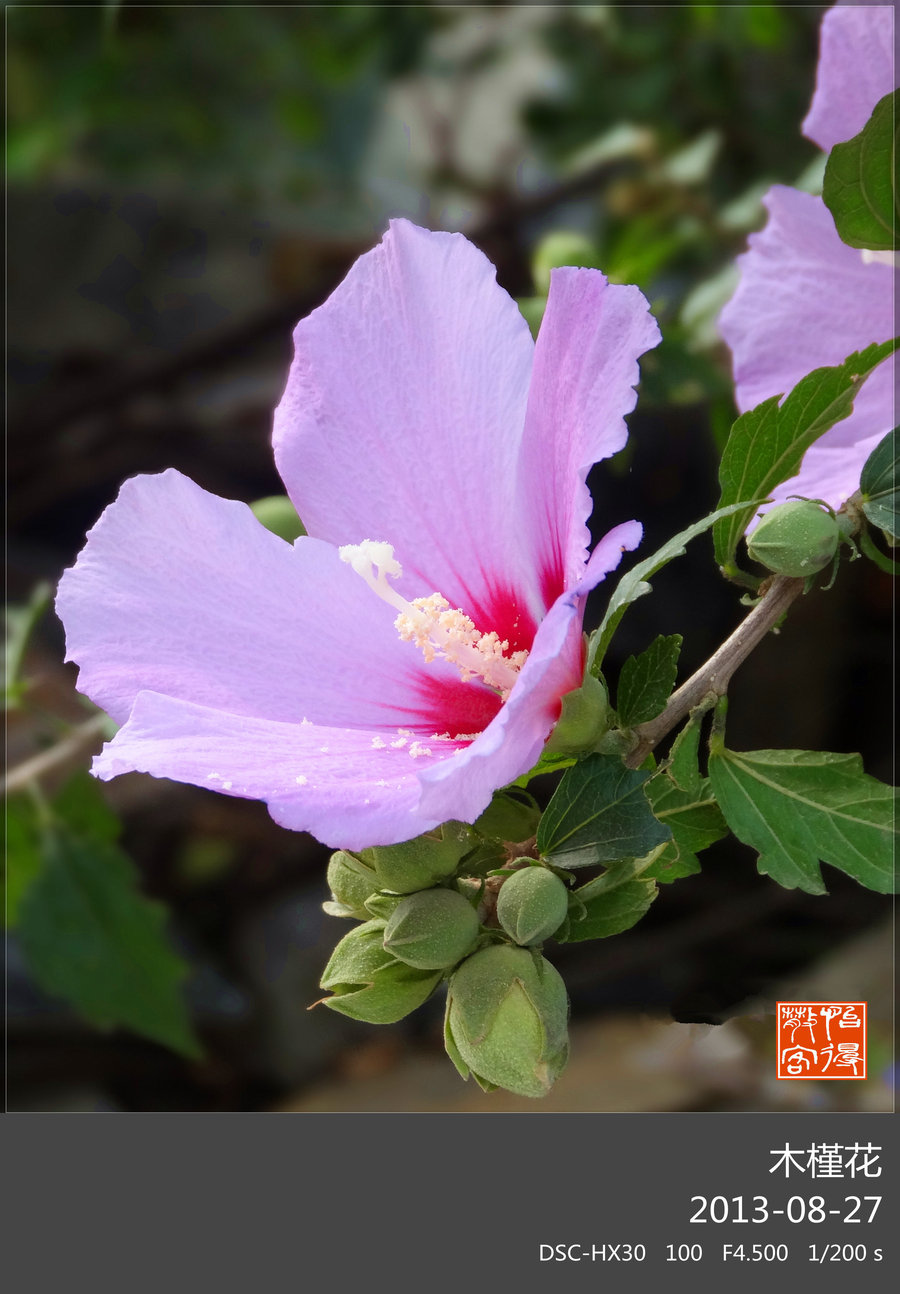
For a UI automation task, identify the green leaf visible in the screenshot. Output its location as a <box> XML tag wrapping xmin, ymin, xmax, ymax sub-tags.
<box><xmin>644</xmin><ymin>771</ymin><xmax>729</xmax><ymax>882</ymax></box>
<box><xmin>512</xmin><ymin>750</ymin><xmax>577</xmax><ymax>787</ymax></box>
<box><xmin>640</xmin><ymin>844</ymin><xmax>702</xmax><ymax>883</ymax></box>
<box><xmin>5</xmin><ymin>796</ymin><xmax>44</xmax><ymax>926</ymax></box>
<box><xmin>560</xmin><ymin>860</ymin><xmax>658</xmax><ymax>942</ymax></box>
<box><xmin>823</xmin><ymin>91</ymin><xmax>898</xmax><ymax>251</ymax></box>
<box><xmin>6</xmin><ymin>773</ymin><xmax>124</xmax><ymax>926</ymax></box>
<box><xmin>536</xmin><ymin>753</ymin><xmax>671</xmax><ymax>869</ymax></box>
<box><xmin>588</xmin><ymin>499</ymin><xmax>766</xmax><ymax>672</ymax></box>
<box><xmin>617</xmin><ymin>634</ymin><xmax>682</xmax><ymax>727</ymax></box>
<box><xmin>472</xmin><ymin>790</ymin><xmax>540</xmax><ymax>843</ymax></box>
<box><xmin>457</xmin><ymin>839</ymin><xmax>508</xmax><ymax>879</ymax></box>
<box><xmin>5</xmin><ymin>581</ymin><xmax>52</xmax><ymax>708</ymax></box>
<box><xmin>859</xmin><ymin>426</ymin><xmax>899</xmax><ymax>539</ymax></box>
<box><xmin>708</xmin><ymin>746</ymin><xmax>897</xmax><ymax>896</ymax></box>
<box><xmin>562</xmin><ymin>880</ymin><xmax>657</xmax><ymax>941</ymax></box>
<box><xmin>714</xmin><ymin>340</ymin><xmax>899</xmax><ymax>574</ymax></box>
<box><xmin>17</xmin><ymin>826</ymin><xmax>202</xmax><ymax>1057</ymax></box>
<box><xmin>53</xmin><ymin>769</ymin><xmax>122</xmax><ymax>844</ymax></box>
<box><xmin>666</xmin><ymin>708</ymin><xmax>708</xmax><ymax>795</ymax></box>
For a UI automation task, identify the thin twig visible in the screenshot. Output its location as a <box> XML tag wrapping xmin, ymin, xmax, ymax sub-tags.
<box><xmin>624</xmin><ymin>575</ymin><xmax>806</xmax><ymax>768</ymax></box>
<box><xmin>4</xmin><ymin>713</ymin><xmax>110</xmax><ymax>795</ymax></box>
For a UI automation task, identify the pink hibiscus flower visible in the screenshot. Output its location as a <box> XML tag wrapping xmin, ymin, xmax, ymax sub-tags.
<box><xmin>57</xmin><ymin>220</ymin><xmax>660</xmax><ymax>849</ymax></box>
<box><xmin>719</xmin><ymin>2</ymin><xmax>896</xmax><ymax>524</ymax></box>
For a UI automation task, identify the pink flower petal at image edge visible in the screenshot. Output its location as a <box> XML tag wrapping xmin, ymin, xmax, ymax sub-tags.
<box><xmin>802</xmin><ymin>3</ymin><xmax>895</xmax><ymax>154</ymax></box>
<box><xmin>57</xmin><ymin>221</ymin><xmax>660</xmax><ymax>849</ymax></box>
<box><xmin>719</xmin><ymin>4</ymin><xmax>897</xmax><ymax>527</ymax></box>
<box><xmin>719</xmin><ymin>146</ymin><xmax>896</xmax><ymax>519</ymax></box>
<box><xmin>722</xmin><ymin>189</ymin><xmax>894</xmax><ymax>414</ymax></box>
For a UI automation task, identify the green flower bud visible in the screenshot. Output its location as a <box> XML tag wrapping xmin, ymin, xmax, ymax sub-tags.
<box><xmin>325</xmin><ymin>850</ymin><xmax>380</xmax><ymax>919</ymax></box>
<box><xmin>543</xmin><ymin>674</ymin><xmax>611</xmax><ymax>756</ymax></box>
<box><xmin>361</xmin><ymin>830</ymin><xmax>469</xmax><ymax>894</ymax></box>
<box><xmin>444</xmin><ymin>945</ymin><xmax>569</xmax><ymax>1098</ymax></box>
<box><xmin>249</xmin><ymin>495</ymin><xmax>306</xmax><ymax>542</ymax></box>
<box><xmin>363</xmin><ymin>891</ymin><xmax>406</xmax><ymax>921</ymax></box>
<box><xmin>496</xmin><ymin>867</ymin><xmax>569</xmax><ymax>946</ymax></box>
<box><xmin>473</xmin><ymin>791</ymin><xmax>540</xmax><ymax>844</ymax></box>
<box><xmin>383</xmin><ymin>888</ymin><xmax>480</xmax><ymax>970</ymax></box>
<box><xmin>746</xmin><ymin>500</ymin><xmax>840</xmax><ymax>577</ymax></box>
<box><xmin>318</xmin><ymin>920</ymin><xmax>441</xmax><ymax>1023</ymax></box>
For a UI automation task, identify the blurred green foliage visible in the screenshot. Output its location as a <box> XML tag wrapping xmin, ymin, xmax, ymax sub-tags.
<box><xmin>9</xmin><ymin>3</ymin><xmax>821</xmax><ymax>212</ymax></box>
<box><xmin>528</xmin><ymin>4</ymin><xmax>820</xmax><ymax>188</ymax></box>
<box><xmin>8</xmin><ymin>3</ymin><xmax>437</xmax><ymax>197</ymax></box>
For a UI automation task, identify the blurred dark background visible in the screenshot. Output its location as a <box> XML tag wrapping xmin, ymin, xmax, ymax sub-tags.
<box><xmin>7</xmin><ymin>3</ymin><xmax>892</xmax><ymax>1112</ymax></box>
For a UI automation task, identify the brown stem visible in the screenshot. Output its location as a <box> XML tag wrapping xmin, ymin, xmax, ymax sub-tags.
<box><xmin>3</xmin><ymin>713</ymin><xmax>110</xmax><ymax>795</ymax></box>
<box><xmin>624</xmin><ymin>575</ymin><xmax>805</xmax><ymax>769</ymax></box>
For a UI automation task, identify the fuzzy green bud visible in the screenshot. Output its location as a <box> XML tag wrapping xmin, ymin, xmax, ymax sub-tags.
<box><xmin>496</xmin><ymin>867</ymin><xmax>569</xmax><ymax>946</ymax></box>
<box><xmin>361</xmin><ymin>829</ymin><xmax>469</xmax><ymax>894</ymax></box>
<box><xmin>363</xmin><ymin>891</ymin><xmax>406</xmax><ymax>921</ymax></box>
<box><xmin>543</xmin><ymin>674</ymin><xmax>610</xmax><ymax>756</ymax></box>
<box><xmin>746</xmin><ymin>500</ymin><xmax>840</xmax><ymax>576</ymax></box>
<box><xmin>383</xmin><ymin>888</ymin><xmax>480</xmax><ymax>970</ymax></box>
<box><xmin>318</xmin><ymin>920</ymin><xmax>441</xmax><ymax>1023</ymax></box>
<box><xmin>444</xmin><ymin>945</ymin><xmax>569</xmax><ymax>1098</ymax></box>
<box><xmin>325</xmin><ymin>850</ymin><xmax>380</xmax><ymax>919</ymax></box>
<box><xmin>249</xmin><ymin>495</ymin><xmax>306</xmax><ymax>542</ymax></box>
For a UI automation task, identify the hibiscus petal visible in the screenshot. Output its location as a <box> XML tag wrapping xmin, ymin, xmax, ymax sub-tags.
<box><xmin>518</xmin><ymin>268</ymin><xmax>660</xmax><ymax>606</ymax></box>
<box><xmin>56</xmin><ymin>468</ymin><xmax>478</xmax><ymax>732</ymax></box>
<box><xmin>92</xmin><ymin>692</ymin><xmax>449</xmax><ymax>849</ymax></box>
<box><xmin>93</xmin><ymin>523</ymin><xmax>641</xmax><ymax>848</ymax></box>
<box><xmin>417</xmin><ymin>521</ymin><xmax>642</xmax><ymax>825</ymax></box>
<box><xmin>273</xmin><ymin>219</ymin><xmax>544</xmax><ymax>634</ymax></box>
<box><xmin>718</xmin><ymin>186</ymin><xmax>895</xmax><ymax>512</ymax></box>
<box><xmin>721</xmin><ymin>187</ymin><xmax>895</xmax><ymax>413</ymax></box>
<box><xmin>802</xmin><ymin>4</ymin><xmax>896</xmax><ymax>154</ymax></box>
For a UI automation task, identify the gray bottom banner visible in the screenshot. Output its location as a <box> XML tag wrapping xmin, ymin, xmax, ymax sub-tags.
<box><xmin>4</xmin><ymin>1111</ymin><xmax>896</xmax><ymax>1293</ymax></box>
